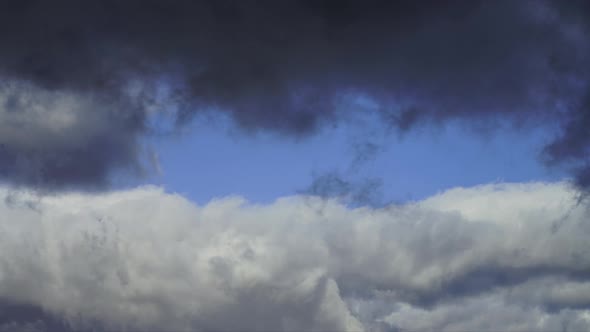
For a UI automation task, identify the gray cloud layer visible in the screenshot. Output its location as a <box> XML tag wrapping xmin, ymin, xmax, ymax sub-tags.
<box><xmin>1</xmin><ymin>0</ymin><xmax>590</xmax><ymax>189</ymax></box>
<box><xmin>0</xmin><ymin>182</ymin><xmax>589</xmax><ymax>331</ymax></box>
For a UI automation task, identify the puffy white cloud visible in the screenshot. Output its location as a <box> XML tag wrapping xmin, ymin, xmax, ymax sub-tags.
<box><xmin>0</xmin><ymin>182</ymin><xmax>588</xmax><ymax>331</ymax></box>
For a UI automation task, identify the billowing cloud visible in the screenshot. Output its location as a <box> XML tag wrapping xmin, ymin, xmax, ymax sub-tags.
<box><xmin>1</xmin><ymin>0</ymin><xmax>590</xmax><ymax>189</ymax></box>
<box><xmin>0</xmin><ymin>182</ymin><xmax>588</xmax><ymax>331</ymax></box>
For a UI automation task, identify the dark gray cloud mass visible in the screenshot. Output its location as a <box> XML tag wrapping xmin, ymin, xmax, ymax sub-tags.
<box><xmin>0</xmin><ymin>0</ymin><xmax>590</xmax><ymax>189</ymax></box>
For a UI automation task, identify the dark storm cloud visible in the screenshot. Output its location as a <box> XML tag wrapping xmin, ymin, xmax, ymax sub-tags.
<box><xmin>0</xmin><ymin>300</ymin><xmax>81</xmax><ymax>332</ymax></box>
<box><xmin>1</xmin><ymin>0</ymin><xmax>590</xmax><ymax>189</ymax></box>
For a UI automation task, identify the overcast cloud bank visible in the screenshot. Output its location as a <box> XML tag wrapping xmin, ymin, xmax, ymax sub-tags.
<box><xmin>0</xmin><ymin>182</ymin><xmax>588</xmax><ymax>331</ymax></box>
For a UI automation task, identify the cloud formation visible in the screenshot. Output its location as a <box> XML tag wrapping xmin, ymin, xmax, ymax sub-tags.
<box><xmin>1</xmin><ymin>0</ymin><xmax>590</xmax><ymax>189</ymax></box>
<box><xmin>0</xmin><ymin>182</ymin><xmax>588</xmax><ymax>331</ymax></box>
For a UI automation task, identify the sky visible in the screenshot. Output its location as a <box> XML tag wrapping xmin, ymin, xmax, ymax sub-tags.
<box><xmin>1</xmin><ymin>1</ymin><xmax>590</xmax><ymax>331</ymax></box>
<box><xmin>148</xmin><ymin>114</ymin><xmax>565</xmax><ymax>205</ymax></box>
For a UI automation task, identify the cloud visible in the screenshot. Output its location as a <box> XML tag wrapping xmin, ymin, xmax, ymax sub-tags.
<box><xmin>1</xmin><ymin>0</ymin><xmax>590</xmax><ymax>189</ymax></box>
<box><xmin>0</xmin><ymin>80</ymin><xmax>150</xmax><ymax>190</ymax></box>
<box><xmin>0</xmin><ymin>182</ymin><xmax>588</xmax><ymax>331</ymax></box>
<box><xmin>380</xmin><ymin>292</ymin><xmax>590</xmax><ymax>332</ymax></box>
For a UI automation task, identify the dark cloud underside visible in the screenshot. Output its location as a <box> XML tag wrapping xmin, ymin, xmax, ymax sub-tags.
<box><xmin>0</xmin><ymin>0</ymin><xmax>589</xmax><ymax>189</ymax></box>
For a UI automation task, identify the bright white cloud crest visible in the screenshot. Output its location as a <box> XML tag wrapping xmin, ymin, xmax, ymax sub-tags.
<box><xmin>0</xmin><ymin>182</ymin><xmax>589</xmax><ymax>331</ymax></box>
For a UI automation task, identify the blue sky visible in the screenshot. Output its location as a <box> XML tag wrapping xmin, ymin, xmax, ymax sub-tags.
<box><xmin>148</xmin><ymin>114</ymin><xmax>567</xmax><ymax>205</ymax></box>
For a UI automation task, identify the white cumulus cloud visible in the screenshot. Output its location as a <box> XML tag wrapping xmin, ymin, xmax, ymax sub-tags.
<box><xmin>0</xmin><ymin>182</ymin><xmax>588</xmax><ymax>331</ymax></box>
